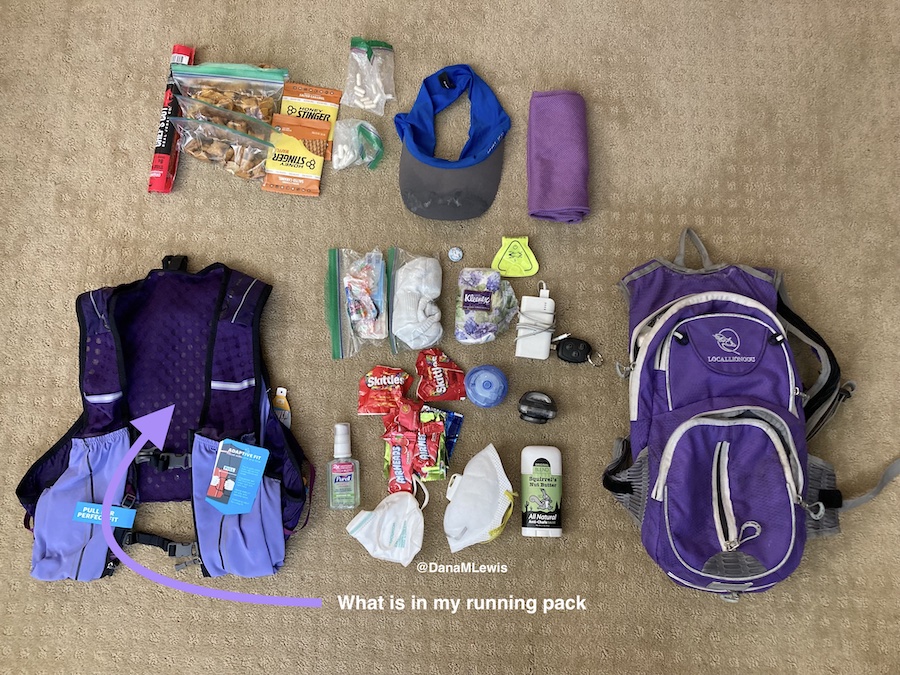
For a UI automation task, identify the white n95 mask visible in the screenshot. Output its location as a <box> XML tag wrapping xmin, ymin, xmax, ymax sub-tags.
<box><xmin>443</xmin><ymin>444</ymin><xmax>515</xmax><ymax>553</ymax></box>
<box><xmin>346</xmin><ymin>477</ymin><xmax>429</xmax><ymax>567</ymax></box>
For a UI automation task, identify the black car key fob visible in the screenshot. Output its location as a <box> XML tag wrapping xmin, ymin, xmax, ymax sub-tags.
<box><xmin>555</xmin><ymin>337</ymin><xmax>592</xmax><ymax>364</ymax></box>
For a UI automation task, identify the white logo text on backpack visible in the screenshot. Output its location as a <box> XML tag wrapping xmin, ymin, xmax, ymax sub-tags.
<box><xmin>710</xmin><ymin>328</ymin><xmax>756</xmax><ymax>363</ymax></box>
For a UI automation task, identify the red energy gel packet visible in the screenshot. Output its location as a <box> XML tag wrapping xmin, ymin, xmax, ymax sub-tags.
<box><xmin>396</xmin><ymin>398</ymin><xmax>423</xmax><ymax>431</ymax></box>
<box><xmin>415</xmin><ymin>348</ymin><xmax>466</xmax><ymax>402</ymax></box>
<box><xmin>381</xmin><ymin>399</ymin><xmax>418</xmax><ymax>433</ymax></box>
<box><xmin>358</xmin><ymin>366</ymin><xmax>411</xmax><ymax>415</ymax></box>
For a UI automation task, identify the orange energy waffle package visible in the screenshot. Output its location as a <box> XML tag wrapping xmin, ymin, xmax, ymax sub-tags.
<box><xmin>280</xmin><ymin>83</ymin><xmax>342</xmax><ymax>160</ymax></box>
<box><xmin>262</xmin><ymin>114</ymin><xmax>330</xmax><ymax>196</ymax></box>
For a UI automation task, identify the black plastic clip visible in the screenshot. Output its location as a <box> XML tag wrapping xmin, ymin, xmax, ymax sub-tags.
<box><xmin>166</xmin><ymin>541</ymin><xmax>199</xmax><ymax>558</ymax></box>
<box><xmin>162</xmin><ymin>255</ymin><xmax>189</xmax><ymax>272</ymax></box>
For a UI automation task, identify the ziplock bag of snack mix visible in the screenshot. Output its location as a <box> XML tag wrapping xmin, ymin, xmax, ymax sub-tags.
<box><xmin>340</xmin><ymin>38</ymin><xmax>395</xmax><ymax>115</ymax></box>
<box><xmin>280</xmin><ymin>83</ymin><xmax>342</xmax><ymax>160</ymax></box>
<box><xmin>171</xmin><ymin>63</ymin><xmax>289</xmax><ymax>123</ymax></box>
<box><xmin>387</xmin><ymin>247</ymin><xmax>442</xmax><ymax>354</ymax></box>
<box><xmin>262</xmin><ymin>114</ymin><xmax>329</xmax><ymax>196</ymax></box>
<box><xmin>332</xmin><ymin>119</ymin><xmax>384</xmax><ymax>171</ymax></box>
<box><xmin>454</xmin><ymin>268</ymin><xmax>518</xmax><ymax>345</ymax></box>
<box><xmin>327</xmin><ymin>249</ymin><xmax>389</xmax><ymax>359</ymax></box>
<box><xmin>175</xmin><ymin>95</ymin><xmax>276</xmax><ymax>141</ymax></box>
<box><xmin>170</xmin><ymin>118</ymin><xmax>273</xmax><ymax>180</ymax></box>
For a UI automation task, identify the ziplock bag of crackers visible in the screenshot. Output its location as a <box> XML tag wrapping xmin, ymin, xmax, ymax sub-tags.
<box><xmin>340</xmin><ymin>38</ymin><xmax>395</xmax><ymax>115</ymax></box>
<box><xmin>170</xmin><ymin>118</ymin><xmax>273</xmax><ymax>180</ymax></box>
<box><xmin>280</xmin><ymin>83</ymin><xmax>341</xmax><ymax>160</ymax></box>
<box><xmin>171</xmin><ymin>63</ymin><xmax>288</xmax><ymax>123</ymax></box>
<box><xmin>263</xmin><ymin>114</ymin><xmax>328</xmax><ymax>196</ymax></box>
<box><xmin>175</xmin><ymin>95</ymin><xmax>276</xmax><ymax>141</ymax></box>
<box><xmin>327</xmin><ymin>248</ymin><xmax>388</xmax><ymax>359</ymax></box>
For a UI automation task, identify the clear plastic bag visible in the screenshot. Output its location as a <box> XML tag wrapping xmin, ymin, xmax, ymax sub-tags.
<box><xmin>340</xmin><ymin>38</ymin><xmax>395</xmax><ymax>116</ymax></box>
<box><xmin>175</xmin><ymin>95</ymin><xmax>275</xmax><ymax>142</ymax></box>
<box><xmin>171</xmin><ymin>63</ymin><xmax>289</xmax><ymax>123</ymax></box>
<box><xmin>327</xmin><ymin>248</ymin><xmax>388</xmax><ymax>359</ymax></box>
<box><xmin>332</xmin><ymin>119</ymin><xmax>384</xmax><ymax>171</ymax></box>
<box><xmin>388</xmin><ymin>247</ymin><xmax>443</xmax><ymax>354</ymax></box>
<box><xmin>169</xmin><ymin>118</ymin><xmax>273</xmax><ymax>180</ymax></box>
<box><xmin>454</xmin><ymin>268</ymin><xmax>518</xmax><ymax>345</ymax></box>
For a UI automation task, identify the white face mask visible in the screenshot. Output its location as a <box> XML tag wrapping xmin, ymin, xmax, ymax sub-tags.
<box><xmin>346</xmin><ymin>477</ymin><xmax>429</xmax><ymax>567</ymax></box>
<box><xmin>443</xmin><ymin>444</ymin><xmax>515</xmax><ymax>553</ymax></box>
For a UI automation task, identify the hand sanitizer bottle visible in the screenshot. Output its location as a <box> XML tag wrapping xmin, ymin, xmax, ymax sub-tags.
<box><xmin>329</xmin><ymin>423</ymin><xmax>359</xmax><ymax>510</ymax></box>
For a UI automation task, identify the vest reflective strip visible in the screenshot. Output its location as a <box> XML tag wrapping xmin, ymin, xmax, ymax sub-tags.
<box><xmin>84</xmin><ymin>391</ymin><xmax>123</xmax><ymax>404</ymax></box>
<box><xmin>231</xmin><ymin>279</ymin><xmax>257</xmax><ymax>323</ymax></box>
<box><xmin>210</xmin><ymin>378</ymin><xmax>256</xmax><ymax>391</ymax></box>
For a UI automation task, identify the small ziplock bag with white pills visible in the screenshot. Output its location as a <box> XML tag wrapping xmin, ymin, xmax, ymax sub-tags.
<box><xmin>332</xmin><ymin>120</ymin><xmax>384</xmax><ymax>171</ymax></box>
<box><xmin>340</xmin><ymin>38</ymin><xmax>396</xmax><ymax>115</ymax></box>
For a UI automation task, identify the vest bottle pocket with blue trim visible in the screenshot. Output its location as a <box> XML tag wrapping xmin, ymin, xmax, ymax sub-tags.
<box><xmin>191</xmin><ymin>434</ymin><xmax>285</xmax><ymax>577</ymax></box>
<box><xmin>30</xmin><ymin>429</ymin><xmax>131</xmax><ymax>582</ymax></box>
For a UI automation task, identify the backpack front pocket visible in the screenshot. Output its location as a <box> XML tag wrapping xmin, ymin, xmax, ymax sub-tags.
<box><xmin>650</xmin><ymin>409</ymin><xmax>804</xmax><ymax>585</ymax></box>
<box><xmin>660</xmin><ymin>312</ymin><xmax>799</xmax><ymax>415</ymax></box>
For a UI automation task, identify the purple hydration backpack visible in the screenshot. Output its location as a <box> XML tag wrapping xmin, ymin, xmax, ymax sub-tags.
<box><xmin>17</xmin><ymin>258</ymin><xmax>310</xmax><ymax>581</ymax></box>
<box><xmin>604</xmin><ymin>230</ymin><xmax>875</xmax><ymax>600</ymax></box>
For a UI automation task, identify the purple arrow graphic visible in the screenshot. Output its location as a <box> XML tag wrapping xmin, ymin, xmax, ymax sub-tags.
<box><xmin>100</xmin><ymin>405</ymin><xmax>321</xmax><ymax>607</ymax></box>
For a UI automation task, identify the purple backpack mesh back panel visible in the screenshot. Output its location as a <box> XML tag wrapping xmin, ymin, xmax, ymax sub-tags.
<box><xmin>17</xmin><ymin>262</ymin><xmax>308</xmax><ymax>581</ymax></box>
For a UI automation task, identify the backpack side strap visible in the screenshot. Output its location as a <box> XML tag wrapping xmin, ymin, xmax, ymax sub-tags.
<box><xmin>603</xmin><ymin>437</ymin><xmax>633</xmax><ymax>494</ymax></box>
<box><xmin>840</xmin><ymin>458</ymin><xmax>900</xmax><ymax>511</ymax></box>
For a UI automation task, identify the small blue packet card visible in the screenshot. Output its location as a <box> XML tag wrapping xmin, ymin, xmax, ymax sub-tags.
<box><xmin>205</xmin><ymin>439</ymin><xmax>269</xmax><ymax>515</ymax></box>
<box><xmin>73</xmin><ymin>502</ymin><xmax>136</xmax><ymax>528</ymax></box>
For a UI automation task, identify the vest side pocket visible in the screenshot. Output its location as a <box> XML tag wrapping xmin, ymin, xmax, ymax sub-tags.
<box><xmin>31</xmin><ymin>428</ymin><xmax>130</xmax><ymax>581</ymax></box>
<box><xmin>191</xmin><ymin>434</ymin><xmax>285</xmax><ymax>578</ymax></box>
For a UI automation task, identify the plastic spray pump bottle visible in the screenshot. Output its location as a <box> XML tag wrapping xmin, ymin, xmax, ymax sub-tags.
<box><xmin>329</xmin><ymin>423</ymin><xmax>359</xmax><ymax>510</ymax></box>
<box><xmin>272</xmin><ymin>387</ymin><xmax>291</xmax><ymax>428</ymax></box>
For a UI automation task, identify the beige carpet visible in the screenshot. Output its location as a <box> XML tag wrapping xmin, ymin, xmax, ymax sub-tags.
<box><xmin>1</xmin><ymin>2</ymin><xmax>899</xmax><ymax>674</ymax></box>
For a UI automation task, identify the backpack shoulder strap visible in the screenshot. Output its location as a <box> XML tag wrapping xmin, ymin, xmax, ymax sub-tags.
<box><xmin>776</xmin><ymin>283</ymin><xmax>853</xmax><ymax>439</ymax></box>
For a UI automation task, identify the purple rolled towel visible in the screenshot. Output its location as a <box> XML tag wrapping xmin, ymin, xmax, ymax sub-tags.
<box><xmin>527</xmin><ymin>90</ymin><xmax>590</xmax><ymax>223</ymax></box>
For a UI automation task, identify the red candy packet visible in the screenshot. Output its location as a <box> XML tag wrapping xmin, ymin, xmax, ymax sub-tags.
<box><xmin>411</xmin><ymin>430</ymin><xmax>442</xmax><ymax>478</ymax></box>
<box><xmin>383</xmin><ymin>431</ymin><xmax>417</xmax><ymax>493</ymax></box>
<box><xmin>415</xmin><ymin>348</ymin><xmax>466</xmax><ymax>402</ymax></box>
<box><xmin>358</xmin><ymin>365</ymin><xmax>411</xmax><ymax>415</ymax></box>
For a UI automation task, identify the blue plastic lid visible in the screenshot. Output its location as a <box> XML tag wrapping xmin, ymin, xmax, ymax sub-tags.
<box><xmin>464</xmin><ymin>365</ymin><xmax>508</xmax><ymax>408</ymax></box>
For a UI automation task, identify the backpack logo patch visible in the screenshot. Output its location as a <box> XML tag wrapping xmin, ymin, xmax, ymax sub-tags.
<box><xmin>709</xmin><ymin>328</ymin><xmax>756</xmax><ymax>363</ymax></box>
<box><xmin>714</xmin><ymin>328</ymin><xmax>741</xmax><ymax>354</ymax></box>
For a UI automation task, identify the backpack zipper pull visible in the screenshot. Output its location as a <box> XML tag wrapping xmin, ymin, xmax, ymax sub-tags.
<box><xmin>615</xmin><ymin>361</ymin><xmax>635</xmax><ymax>378</ymax></box>
<box><xmin>725</xmin><ymin>521</ymin><xmax>762</xmax><ymax>551</ymax></box>
<box><xmin>798</xmin><ymin>498</ymin><xmax>825</xmax><ymax>520</ymax></box>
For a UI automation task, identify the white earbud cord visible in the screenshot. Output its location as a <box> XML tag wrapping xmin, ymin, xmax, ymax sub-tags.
<box><xmin>412</xmin><ymin>474</ymin><xmax>430</xmax><ymax>510</ymax></box>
